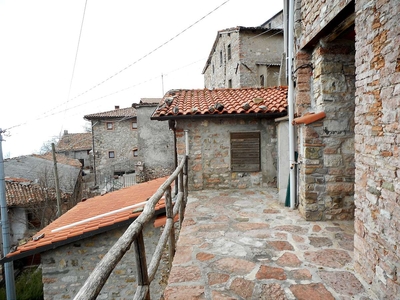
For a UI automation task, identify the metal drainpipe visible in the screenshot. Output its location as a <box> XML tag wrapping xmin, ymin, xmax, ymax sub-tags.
<box><xmin>288</xmin><ymin>0</ymin><xmax>296</xmax><ymax>209</ymax></box>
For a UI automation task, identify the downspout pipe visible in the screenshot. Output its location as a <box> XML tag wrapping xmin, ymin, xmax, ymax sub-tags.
<box><xmin>288</xmin><ymin>0</ymin><xmax>296</xmax><ymax>209</ymax></box>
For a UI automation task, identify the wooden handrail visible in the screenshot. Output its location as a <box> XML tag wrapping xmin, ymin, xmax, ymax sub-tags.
<box><xmin>74</xmin><ymin>156</ymin><xmax>188</xmax><ymax>300</ymax></box>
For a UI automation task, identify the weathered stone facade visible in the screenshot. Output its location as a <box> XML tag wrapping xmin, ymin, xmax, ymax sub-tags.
<box><xmin>135</xmin><ymin>100</ymin><xmax>174</xmax><ymax>182</ymax></box>
<box><xmin>203</xmin><ymin>27</ymin><xmax>283</xmax><ymax>89</ymax></box>
<box><xmin>294</xmin><ymin>0</ymin><xmax>356</xmax><ymax>221</ymax></box>
<box><xmin>294</xmin><ymin>0</ymin><xmax>400</xmax><ymax>298</ymax></box>
<box><xmin>175</xmin><ymin>117</ymin><xmax>278</xmax><ymax>190</ymax></box>
<box><xmin>41</xmin><ymin>219</ymin><xmax>166</xmax><ymax>300</ymax></box>
<box><xmin>85</xmin><ymin>107</ymin><xmax>138</xmax><ymax>183</ymax></box>
<box><xmin>353</xmin><ymin>0</ymin><xmax>400</xmax><ymax>298</ymax></box>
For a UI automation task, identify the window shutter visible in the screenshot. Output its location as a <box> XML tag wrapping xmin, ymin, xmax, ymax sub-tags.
<box><xmin>230</xmin><ymin>132</ymin><xmax>260</xmax><ymax>172</ymax></box>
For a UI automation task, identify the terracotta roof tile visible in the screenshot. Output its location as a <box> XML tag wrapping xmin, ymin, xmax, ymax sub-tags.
<box><xmin>33</xmin><ymin>153</ymin><xmax>83</xmax><ymax>168</ymax></box>
<box><xmin>84</xmin><ymin>106</ymin><xmax>137</xmax><ymax>120</ymax></box>
<box><xmin>5</xmin><ymin>179</ymin><xmax>69</xmax><ymax>207</ymax></box>
<box><xmin>151</xmin><ymin>87</ymin><xmax>288</xmax><ymax>120</ymax></box>
<box><xmin>56</xmin><ymin>132</ymin><xmax>92</xmax><ymax>152</ymax></box>
<box><xmin>4</xmin><ymin>177</ymin><xmax>168</xmax><ymax>261</ymax></box>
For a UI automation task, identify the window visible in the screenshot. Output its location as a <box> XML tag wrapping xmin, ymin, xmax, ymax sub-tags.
<box><xmin>27</xmin><ymin>210</ymin><xmax>41</xmax><ymax>229</ymax></box>
<box><xmin>106</xmin><ymin>122</ymin><xmax>114</xmax><ymax>130</ymax></box>
<box><xmin>230</xmin><ymin>132</ymin><xmax>260</xmax><ymax>172</ymax></box>
<box><xmin>133</xmin><ymin>149</ymin><xmax>138</xmax><ymax>157</ymax></box>
<box><xmin>132</xmin><ymin>121</ymin><xmax>137</xmax><ymax>129</ymax></box>
<box><xmin>108</xmin><ymin>151</ymin><xmax>115</xmax><ymax>158</ymax></box>
<box><xmin>212</xmin><ymin>64</ymin><xmax>215</xmax><ymax>74</ymax></box>
<box><xmin>260</xmin><ymin>75</ymin><xmax>265</xmax><ymax>87</ymax></box>
<box><xmin>220</xmin><ymin>50</ymin><xmax>223</xmax><ymax>66</ymax></box>
<box><xmin>227</xmin><ymin>44</ymin><xmax>231</xmax><ymax>60</ymax></box>
<box><xmin>228</xmin><ymin>79</ymin><xmax>232</xmax><ymax>88</ymax></box>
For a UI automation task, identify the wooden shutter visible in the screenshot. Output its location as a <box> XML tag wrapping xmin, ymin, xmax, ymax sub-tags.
<box><xmin>230</xmin><ymin>132</ymin><xmax>260</xmax><ymax>172</ymax></box>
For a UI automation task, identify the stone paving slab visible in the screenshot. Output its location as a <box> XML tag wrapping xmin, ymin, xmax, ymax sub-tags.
<box><xmin>164</xmin><ymin>189</ymin><xmax>378</xmax><ymax>300</ymax></box>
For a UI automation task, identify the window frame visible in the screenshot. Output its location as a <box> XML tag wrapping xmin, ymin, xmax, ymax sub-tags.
<box><xmin>132</xmin><ymin>121</ymin><xmax>138</xmax><ymax>130</ymax></box>
<box><xmin>106</xmin><ymin>122</ymin><xmax>114</xmax><ymax>130</ymax></box>
<box><xmin>230</xmin><ymin>132</ymin><xmax>261</xmax><ymax>172</ymax></box>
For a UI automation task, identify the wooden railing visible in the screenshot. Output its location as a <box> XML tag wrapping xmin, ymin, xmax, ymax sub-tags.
<box><xmin>74</xmin><ymin>156</ymin><xmax>188</xmax><ymax>300</ymax></box>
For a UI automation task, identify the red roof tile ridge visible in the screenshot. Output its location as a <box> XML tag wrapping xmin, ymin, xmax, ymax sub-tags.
<box><xmin>51</xmin><ymin>200</ymin><xmax>148</xmax><ymax>233</ymax></box>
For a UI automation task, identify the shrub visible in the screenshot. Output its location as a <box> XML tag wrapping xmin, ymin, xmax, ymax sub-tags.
<box><xmin>0</xmin><ymin>267</ymin><xmax>43</xmax><ymax>300</ymax></box>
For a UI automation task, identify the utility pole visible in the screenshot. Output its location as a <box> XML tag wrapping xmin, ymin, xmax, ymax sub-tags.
<box><xmin>51</xmin><ymin>143</ymin><xmax>62</xmax><ymax>217</ymax></box>
<box><xmin>0</xmin><ymin>129</ymin><xmax>16</xmax><ymax>300</ymax></box>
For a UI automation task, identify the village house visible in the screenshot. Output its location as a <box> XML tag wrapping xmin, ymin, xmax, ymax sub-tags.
<box><xmin>1</xmin><ymin>177</ymin><xmax>171</xmax><ymax>299</ymax></box>
<box><xmin>133</xmin><ymin>98</ymin><xmax>175</xmax><ymax>182</ymax></box>
<box><xmin>202</xmin><ymin>11</ymin><xmax>284</xmax><ymax>90</ymax></box>
<box><xmin>289</xmin><ymin>0</ymin><xmax>400</xmax><ymax>298</ymax></box>
<box><xmin>151</xmin><ymin>87</ymin><xmax>287</xmax><ymax>190</ymax></box>
<box><xmin>3</xmin><ymin>154</ymin><xmax>82</xmax><ymax>254</ymax></box>
<box><xmin>5</xmin><ymin>178</ymin><xmax>72</xmax><ymax>249</ymax></box>
<box><xmin>55</xmin><ymin>130</ymin><xmax>92</xmax><ymax>170</ymax></box>
<box><xmin>84</xmin><ymin>106</ymin><xmax>138</xmax><ymax>186</ymax></box>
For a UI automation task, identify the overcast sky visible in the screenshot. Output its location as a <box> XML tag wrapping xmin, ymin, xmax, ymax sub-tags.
<box><xmin>0</xmin><ymin>0</ymin><xmax>283</xmax><ymax>158</ymax></box>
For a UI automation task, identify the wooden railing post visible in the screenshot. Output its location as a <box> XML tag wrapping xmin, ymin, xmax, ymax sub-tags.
<box><xmin>165</xmin><ymin>186</ymin><xmax>175</xmax><ymax>269</ymax></box>
<box><xmin>184</xmin><ymin>155</ymin><xmax>189</xmax><ymax>208</ymax></box>
<box><xmin>178</xmin><ymin>169</ymin><xmax>185</xmax><ymax>228</ymax></box>
<box><xmin>133</xmin><ymin>231</ymin><xmax>150</xmax><ymax>300</ymax></box>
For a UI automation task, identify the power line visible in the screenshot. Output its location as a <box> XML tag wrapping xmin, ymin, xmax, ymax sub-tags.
<box><xmin>30</xmin><ymin>0</ymin><xmax>232</xmax><ymax>124</ymax></box>
<box><xmin>60</xmin><ymin>0</ymin><xmax>88</xmax><ymax>138</ymax></box>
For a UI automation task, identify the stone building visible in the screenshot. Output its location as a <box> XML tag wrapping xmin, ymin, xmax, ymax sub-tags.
<box><xmin>133</xmin><ymin>98</ymin><xmax>175</xmax><ymax>182</ymax></box>
<box><xmin>290</xmin><ymin>0</ymin><xmax>400</xmax><ymax>298</ymax></box>
<box><xmin>202</xmin><ymin>12</ymin><xmax>284</xmax><ymax>89</ymax></box>
<box><xmin>56</xmin><ymin>130</ymin><xmax>92</xmax><ymax>169</ymax></box>
<box><xmin>151</xmin><ymin>87</ymin><xmax>287</xmax><ymax>190</ymax></box>
<box><xmin>84</xmin><ymin>106</ymin><xmax>138</xmax><ymax>184</ymax></box>
<box><xmin>1</xmin><ymin>177</ymin><xmax>170</xmax><ymax>299</ymax></box>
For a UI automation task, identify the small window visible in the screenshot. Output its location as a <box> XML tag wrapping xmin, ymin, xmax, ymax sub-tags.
<box><xmin>228</xmin><ymin>79</ymin><xmax>232</xmax><ymax>88</ymax></box>
<box><xmin>227</xmin><ymin>44</ymin><xmax>231</xmax><ymax>60</ymax></box>
<box><xmin>212</xmin><ymin>64</ymin><xmax>215</xmax><ymax>74</ymax></box>
<box><xmin>133</xmin><ymin>149</ymin><xmax>138</xmax><ymax>157</ymax></box>
<box><xmin>132</xmin><ymin>122</ymin><xmax>137</xmax><ymax>129</ymax></box>
<box><xmin>260</xmin><ymin>75</ymin><xmax>265</xmax><ymax>87</ymax></box>
<box><xmin>230</xmin><ymin>132</ymin><xmax>260</xmax><ymax>172</ymax></box>
<box><xmin>106</xmin><ymin>122</ymin><xmax>114</xmax><ymax>130</ymax></box>
<box><xmin>220</xmin><ymin>51</ymin><xmax>223</xmax><ymax>66</ymax></box>
<box><xmin>108</xmin><ymin>151</ymin><xmax>115</xmax><ymax>158</ymax></box>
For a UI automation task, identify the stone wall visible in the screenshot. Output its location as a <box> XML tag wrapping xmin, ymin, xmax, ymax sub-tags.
<box><xmin>295</xmin><ymin>0</ymin><xmax>356</xmax><ymax>221</ymax></box>
<box><xmin>296</xmin><ymin>41</ymin><xmax>356</xmax><ymax>221</ymax></box>
<box><xmin>353</xmin><ymin>0</ymin><xmax>400</xmax><ymax>298</ymax></box>
<box><xmin>203</xmin><ymin>29</ymin><xmax>283</xmax><ymax>89</ymax></box>
<box><xmin>299</xmin><ymin>0</ymin><xmax>353</xmax><ymax>48</ymax></box>
<box><xmin>92</xmin><ymin>119</ymin><xmax>137</xmax><ymax>179</ymax></box>
<box><xmin>136</xmin><ymin>106</ymin><xmax>174</xmax><ymax>181</ymax></box>
<box><xmin>175</xmin><ymin>117</ymin><xmax>278</xmax><ymax>190</ymax></box>
<box><xmin>41</xmin><ymin>219</ymin><xmax>167</xmax><ymax>299</ymax></box>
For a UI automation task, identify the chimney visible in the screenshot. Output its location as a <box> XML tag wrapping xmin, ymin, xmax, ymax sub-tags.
<box><xmin>115</xmin><ymin>105</ymin><xmax>120</xmax><ymax>110</ymax></box>
<box><xmin>64</xmin><ymin>130</ymin><xmax>68</xmax><ymax>135</ymax></box>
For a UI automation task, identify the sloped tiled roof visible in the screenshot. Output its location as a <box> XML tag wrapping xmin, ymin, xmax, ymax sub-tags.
<box><xmin>34</xmin><ymin>153</ymin><xmax>83</xmax><ymax>168</ymax></box>
<box><xmin>3</xmin><ymin>177</ymin><xmax>168</xmax><ymax>262</ymax></box>
<box><xmin>6</xmin><ymin>180</ymin><xmax>46</xmax><ymax>206</ymax></box>
<box><xmin>5</xmin><ymin>155</ymin><xmax>81</xmax><ymax>193</ymax></box>
<box><xmin>151</xmin><ymin>87</ymin><xmax>288</xmax><ymax>120</ymax></box>
<box><xmin>84</xmin><ymin>107</ymin><xmax>137</xmax><ymax>120</ymax></box>
<box><xmin>5</xmin><ymin>178</ymin><xmax>68</xmax><ymax>207</ymax></box>
<box><xmin>56</xmin><ymin>132</ymin><xmax>92</xmax><ymax>152</ymax></box>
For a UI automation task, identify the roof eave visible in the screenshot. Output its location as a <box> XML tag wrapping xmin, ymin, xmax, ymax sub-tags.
<box><xmin>1</xmin><ymin>207</ymin><xmax>167</xmax><ymax>263</ymax></box>
<box><xmin>151</xmin><ymin>111</ymin><xmax>287</xmax><ymax>121</ymax></box>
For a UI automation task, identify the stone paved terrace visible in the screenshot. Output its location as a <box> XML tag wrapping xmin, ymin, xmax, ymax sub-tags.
<box><xmin>163</xmin><ymin>189</ymin><xmax>378</xmax><ymax>300</ymax></box>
